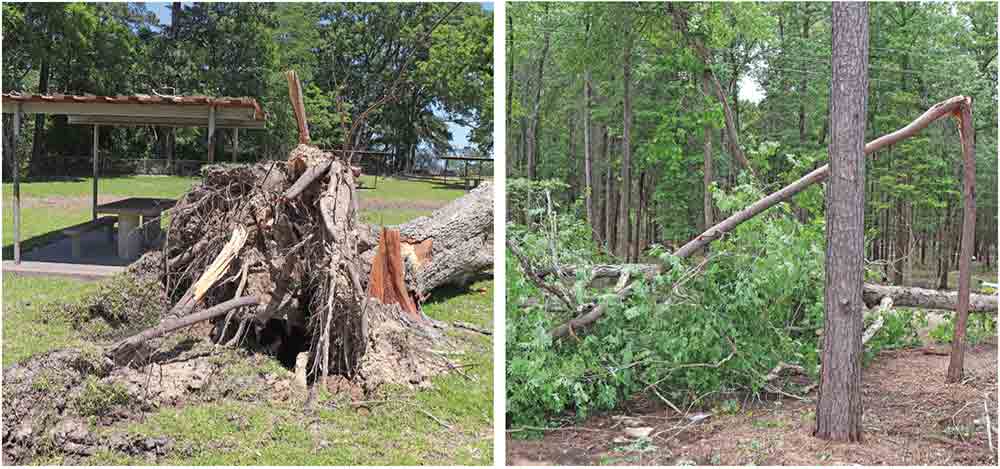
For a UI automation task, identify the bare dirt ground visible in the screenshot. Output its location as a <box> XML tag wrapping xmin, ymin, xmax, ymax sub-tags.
<box><xmin>507</xmin><ymin>340</ymin><xmax>998</xmax><ymax>466</ymax></box>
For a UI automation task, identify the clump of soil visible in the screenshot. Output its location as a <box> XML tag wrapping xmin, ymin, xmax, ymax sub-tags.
<box><xmin>1</xmin><ymin>340</ymin><xmax>296</xmax><ymax>464</ymax></box>
<box><xmin>507</xmin><ymin>341</ymin><xmax>998</xmax><ymax>466</ymax></box>
<box><xmin>54</xmin><ymin>269</ymin><xmax>168</xmax><ymax>340</ymax></box>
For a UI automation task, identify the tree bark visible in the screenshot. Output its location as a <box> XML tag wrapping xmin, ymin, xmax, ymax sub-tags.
<box><xmin>604</xmin><ymin>137</ymin><xmax>615</xmax><ymax>253</ymax></box>
<box><xmin>583</xmin><ymin>16</ymin><xmax>595</xmax><ymax>243</ymax></box>
<box><xmin>634</xmin><ymin>172</ymin><xmax>645</xmax><ymax>261</ymax></box>
<box><xmin>619</xmin><ymin>20</ymin><xmax>634</xmax><ymax>260</ymax></box>
<box><xmin>702</xmin><ymin>73</ymin><xmax>714</xmax><ymax>238</ymax></box>
<box><xmin>815</xmin><ymin>2</ymin><xmax>868</xmax><ymax>443</ymax></box>
<box><xmin>526</xmin><ymin>17</ymin><xmax>551</xmax><ymax>180</ymax></box>
<box><xmin>365</xmin><ymin>182</ymin><xmax>494</xmax><ymax>299</ymax></box>
<box><xmin>798</xmin><ymin>6</ymin><xmax>812</xmax><ymax>145</ymax></box>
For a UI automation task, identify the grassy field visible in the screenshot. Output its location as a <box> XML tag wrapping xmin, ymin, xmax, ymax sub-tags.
<box><xmin>2</xmin><ymin>176</ymin><xmax>196</xmax><ymax>256</ymax></box>
<box><xmin>2</xmin><ymin>172</ymin><xmax>493</xmax><ymax>465</ymax></box>
<box><xmin>2</xmin><ymin>173</ymin><xmax>469</xmax><ymax>255</ymax></box>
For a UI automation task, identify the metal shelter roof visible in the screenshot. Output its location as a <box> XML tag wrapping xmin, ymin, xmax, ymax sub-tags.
<box><xmin>1</xmin><ymin>93</ymin><xmax>265</xmax><ymax>128</ymax></box>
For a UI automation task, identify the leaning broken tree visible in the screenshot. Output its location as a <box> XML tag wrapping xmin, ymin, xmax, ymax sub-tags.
<box><xmin>520</xmin><ymin>92</ymin><xmax>979</xmax><ymax>380</ymax></box>
<box><xmin>107</xmin><ymin>72</ymin><xmax>493</xmax><ymax>392</ymax></box>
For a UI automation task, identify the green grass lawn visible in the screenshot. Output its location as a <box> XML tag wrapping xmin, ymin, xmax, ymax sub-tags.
<box><xmin>357</xmin><ymin>174</ymin><xmax>469</xmax><ymax>203</ymax></box>
<box><xmin>1</xmin><ymin>273</ymin><xmax>98</xmax><ymax>367</ymax></box>
<box><xmin>78</xmin><ymin>278</ymin><xmax>494</xmax><ymax>466</ymax></box>
<box><xmin>2</xmin><ymin>172</ymin><xmax>493</xmax><ymax>465</ymax></box>
<box><xmin>3</xmin><ymin>174</ymin><xmax>470</xmax><ymax>257</ymax></box>
<box><xmin>2</xmin><ymin>176</ymin><xmax>196</xmax><ymax>256</ymax></box>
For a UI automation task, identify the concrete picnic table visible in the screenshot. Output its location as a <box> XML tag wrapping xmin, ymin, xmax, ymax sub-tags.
<box><xmin>97</xmin><ymin>197</ymin><xmax>176</xmax><ymax>259</ymax></box>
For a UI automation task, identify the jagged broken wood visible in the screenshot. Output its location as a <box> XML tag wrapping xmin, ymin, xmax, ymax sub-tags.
<box><xmin>286</xmin><ymin>70</ymin><xmax>310</xmax><ymax>144</ymax></box>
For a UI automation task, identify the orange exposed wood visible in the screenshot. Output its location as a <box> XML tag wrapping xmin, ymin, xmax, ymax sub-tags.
<box><xmin>368</xmin><ymin>228</ymin><xmax>422</xmax><ymax>322</ymax></box>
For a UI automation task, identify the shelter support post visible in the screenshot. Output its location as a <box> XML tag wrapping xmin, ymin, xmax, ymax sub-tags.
<box><xmin>232</xmin><ymin>127</ymin><xmax>239</xmax><ymax>163</ymax></box>
<box><xmin>12</xmin><ymin>105</ymin><xmax>22</xmax><ymax>264</ymax></box>
<box><xmin>92</xmin><ymin>125</ymin><xmax>99</xmax><ymax>220</ymax></box>
<box><xmin>207</xmin><ymin>105</ymin><xmax>216</xmax><ymax>163</ymax></box>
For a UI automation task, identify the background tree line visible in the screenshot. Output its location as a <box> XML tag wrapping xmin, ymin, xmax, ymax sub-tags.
<box><xmin>2</xmin><ymin>2</ymin><xmax>493</xmax><ymax>178</ymax></box>
<box><xmin>506</xmin><ymin>1</ymin><xmax>997</xmax><ymax>287</ymax></box>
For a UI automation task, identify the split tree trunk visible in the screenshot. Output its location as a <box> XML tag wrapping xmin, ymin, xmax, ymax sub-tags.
<box><xmin>946</xmin><ymin>96</ymin><xmax>977</xmax><ymax>383</ymax></box>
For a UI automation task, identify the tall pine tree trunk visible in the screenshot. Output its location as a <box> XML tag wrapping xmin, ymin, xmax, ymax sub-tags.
<box><xmin>526</xmin><ymin>17</ymin><xmax>551</xmax><ymax>181</ymax></box>
<box><xmin>815</xmin><ymin>2</ymin><xmax>868</xmax><ymax>443</ymax></box>
<box><xmin>583</xmin><ymin>17</ymin><xmax>595</xmax><ymax>242</ymax></box>
<box><xmin>618</xmin><ymin>20</ymin><xmax>633</xmax><ymax>260</ymax></box>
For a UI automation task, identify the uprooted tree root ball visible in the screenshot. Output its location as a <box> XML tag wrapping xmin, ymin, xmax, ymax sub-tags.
<box><xmin>2</xmin><ymin>144</ymin><xmax>493</xmax><ymax>464</ymax></box>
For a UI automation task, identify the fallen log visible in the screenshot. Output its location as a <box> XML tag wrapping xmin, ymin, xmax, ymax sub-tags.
<box><xmin>862</xmin><ymin>283</ymin><xmax>996</xmax><ymax>314</ymax></box>
<box><xmin>539</xmin><ymin>262</ymin><xmax>995</xmax><ymax>339</ymax></box>
<box><xmin>363</xmin><ymin>181</ymin><xmax>494</xmax><ymax>300</ymax></box>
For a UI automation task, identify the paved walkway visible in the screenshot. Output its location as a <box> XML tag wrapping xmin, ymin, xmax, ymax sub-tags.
<box><xmin>2</xmin><ymin>261</ymin><xmax>125</xmax><ymax>280</ymax></box>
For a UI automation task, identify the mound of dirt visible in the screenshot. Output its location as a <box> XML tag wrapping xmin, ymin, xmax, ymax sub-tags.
<box><xmin>1</xmin><ymin>340</ymin><xmax>296</xmax><ymax>465</ymax></box>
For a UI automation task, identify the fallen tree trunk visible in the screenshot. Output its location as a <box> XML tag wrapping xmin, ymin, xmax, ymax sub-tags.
<box><xmin>362</xmin><ymin>181</ymin><xmax>494</xmax><ymax>300</ymax></box>
<box><xmin>862</xmin><ymin>283</ymin><xmax>996</xmax><ymax>314</ymax></box>
<box><xmin>543</xmin><ymin>261</ymin><xmax>994</xmax><ymax>339</ymax></box>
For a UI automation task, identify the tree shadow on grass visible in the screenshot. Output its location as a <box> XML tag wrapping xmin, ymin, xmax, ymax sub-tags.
<box><xmin>421</xmin><ymin>271</ymin><xmax>494</xmax><ymax>307</ymax></box>
<box><xmin>391</xmin><ymin>173</ymin><xmax>484</xmax><ymax>192</ymax></box>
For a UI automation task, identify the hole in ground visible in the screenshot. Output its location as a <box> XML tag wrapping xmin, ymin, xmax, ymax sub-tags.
<box><xmin>256</xmin><ymin>318</ymin><xmax>311</xmax><ymax>369</ymax></box>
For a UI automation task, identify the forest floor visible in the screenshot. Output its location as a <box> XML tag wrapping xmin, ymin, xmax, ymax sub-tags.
<box><xmin>507</xmin><ymin>337</ymin><xmax>997</xmax><ymax>466</ymax></box>
<box><xmin>2</xmin><ymin>174</ymin><xmax>494</xmax><ymax>465</ymax></box>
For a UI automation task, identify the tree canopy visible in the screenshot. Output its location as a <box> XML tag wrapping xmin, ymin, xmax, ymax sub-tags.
<box><xmin>2</xmin><ymin>2</ymin><xmax>493</xmax><ymax>176</ymax></box>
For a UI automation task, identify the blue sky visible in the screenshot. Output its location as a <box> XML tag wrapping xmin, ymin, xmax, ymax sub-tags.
<box><xmin>147</xmin><ymin>2</ymin><xmax>484</xmax><ymax>150</ymax></box>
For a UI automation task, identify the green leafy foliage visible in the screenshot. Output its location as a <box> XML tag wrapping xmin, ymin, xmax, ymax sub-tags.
<box><xmin>2</xmin><ymin>3</ymin><xmax>493</xmax><ymax>174</ymax></box>
<box><xmin>507</xmin><ymin>180</ymin><xmax>930</xmax><ymax>429</ymax></box>
<box><xmin>508</xmin><ymin>182</ymin><xmax>818</xmax><ymax>428</ymax></box>
<box><xmin>929</xmin><ymin>313</ymin><xmax>997</xmax><ymax>346</ymax></box>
